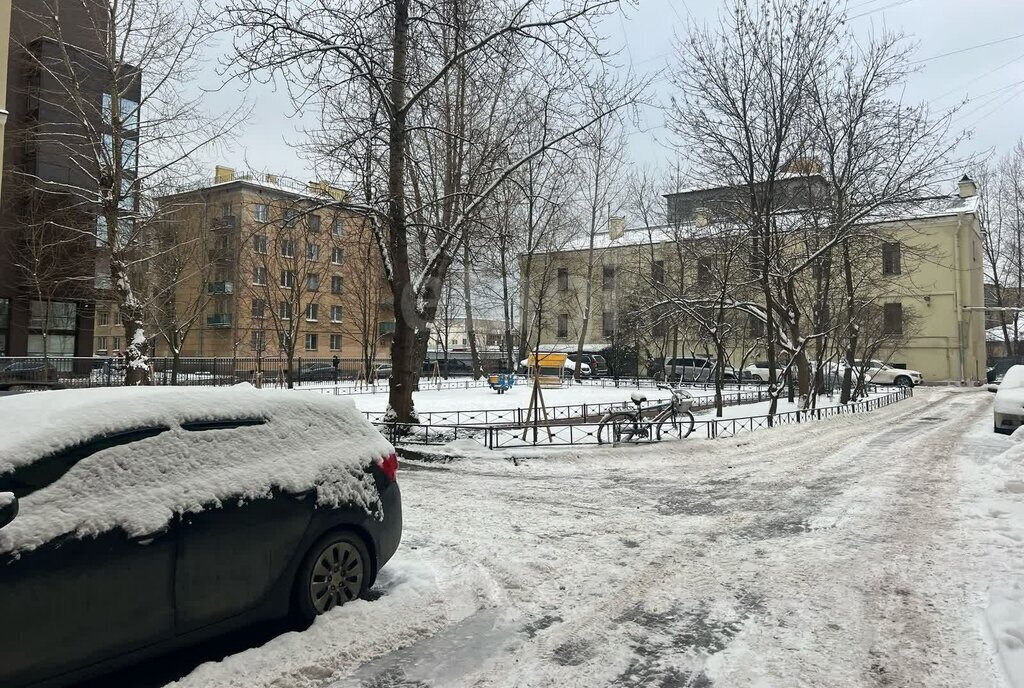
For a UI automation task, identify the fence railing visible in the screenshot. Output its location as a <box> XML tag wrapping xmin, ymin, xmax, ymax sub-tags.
<box><xmin>378</xmin><ymin>386</ymin><xmax>912</xmax><ymax>449</ymax></box>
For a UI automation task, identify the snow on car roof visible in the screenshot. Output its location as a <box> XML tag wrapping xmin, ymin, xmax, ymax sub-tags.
<box><xmin>0</xmin><ymin>385</ymin><xmax>395</xmax><ymax>555</ymax></box>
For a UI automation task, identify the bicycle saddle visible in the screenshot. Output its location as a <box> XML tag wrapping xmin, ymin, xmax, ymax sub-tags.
<box><xmin>630</xmin><ymin>392</ymin><xmax>647</xmax><ymax>404</ymax></box>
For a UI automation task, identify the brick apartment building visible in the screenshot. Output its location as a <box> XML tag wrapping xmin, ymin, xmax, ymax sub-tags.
<box><xmin>93</xmin><ymin>167</ymin><xmax>394</xmax><ymax>370</ymax></box>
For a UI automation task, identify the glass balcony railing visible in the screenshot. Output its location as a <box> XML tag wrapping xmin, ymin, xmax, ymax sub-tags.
<box><xmin>207</xmin><ymin>313</ymin><xmax>232</xmax><ymax>328</ymax></box>
<box><xmin>207</xmin><ymin>281</ymin><xmax>234</xmax><ymax>295</ymax></box>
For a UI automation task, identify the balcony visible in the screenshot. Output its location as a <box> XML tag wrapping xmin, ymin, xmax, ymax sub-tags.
<box><xmin>211</xmin><ymin>215</ymin><xmax>237</xmax><ymax>230</ymax></box>
<box><xmin>207</xmin><ymin>247</ymin><xmax>234</xmax><ymax>264</ymax></box>
<box><xmin>378</xmin><ymin>321</ymin><xmax>396</xmax><ymax>337</ymax></box>
<box><xmin>207</xmin><ymin>313</ymin><xmax>232</xmax><ymax>328</ymax></box>
<box><xmin>207</xmin><ymin>281</ymin><xmax>234</xmax><ymax>295</ymax></box>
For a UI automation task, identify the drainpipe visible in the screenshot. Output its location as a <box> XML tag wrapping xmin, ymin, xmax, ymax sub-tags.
<box><xmin>954</xmin><ymin>213</ymin><xmax>966</xmax><ymax>385</ymax></box>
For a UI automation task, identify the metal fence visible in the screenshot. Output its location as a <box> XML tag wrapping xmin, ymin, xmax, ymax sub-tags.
<box><xmin>378</xmin><ymin>386</ymin><xmax>912</xmax><ymax>449</ymax></box>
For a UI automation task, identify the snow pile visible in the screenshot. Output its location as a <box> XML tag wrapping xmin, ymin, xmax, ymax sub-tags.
<box><xmin>0</xmin><ymin>386</ymin><xmax>394</xmax><ymax>555</ymax></box>
<box><xmin>987</xmin><ymin>585</ymin><xmax>1024</xmax><ymax>686</ymax></box>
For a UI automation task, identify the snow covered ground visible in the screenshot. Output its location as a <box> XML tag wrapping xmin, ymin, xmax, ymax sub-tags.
<box><xmin>163</xmin><ymin>386</ymin><xmax>1024</xmax><ymax>688</ymax></box>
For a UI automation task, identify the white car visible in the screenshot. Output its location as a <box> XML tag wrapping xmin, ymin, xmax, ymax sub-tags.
<box><xmin>990</xmin><ymin>365</ymin><xmax>1024</xmax><ymax>434</ymax></box>
<box><xmin>828</xmin><ymin>359</ymin><xmax>922</xmax><ymax>387</ymax></box>
<box><xmin>742</xmin><ymin>361</ymin><xmax>786</xmax><ymax>382</ymax></box>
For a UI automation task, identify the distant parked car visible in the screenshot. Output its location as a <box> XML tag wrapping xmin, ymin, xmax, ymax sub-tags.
<box><xmin>422</xmin><ymin>358</ymin><xmax>472</xmax><ymax>377</ymax></box>
<box><xmin>0</xmin><ymin>386</ymin><xmax>401</xmax><ymax>688</ymax></box>
<box><xmin>827</xmin><ymin>359</ymin><xmax>921</xmax><ymax>387</ymax></box>
<box><xmin>660</xmin><ymin>357</ymin><xmax>737</xmax><ymax>382</ymax></box>
<box><xmin>989</xmin><ymin>365</ymin><xmax>1024</xmax><ymax>433</ymax></box>
<box><xmin>562</xmin><ymin>357</ymin><xmax>592</xmax><ymax>378</ymax></box>
<box><xmin>988</xmin><ymin>359</ymin><xmax>1017</xmax><ymax>384</ymax></box>
<box><xmin>299</xmin><ymin>362</ymin><xmax>338</xmax><ymax>382</ymax></box>
<box><xmin>2</xmin><ymin>360</ymin><xmax>62</xmax><ymax>382</ymax></box>
<box><xmin>375</xmin><ymin>363</ymin><xmax>393</xmax><ymax>379</ymax></box>
<box><xmin>567</xmin><ymin>353</ymin><xmax>609</xmax><ymax>378</ymax></box>
<box><xmin>742</xmin><ymin>361</ymin><xmax>786</xmax><ymax>382</ymax></box>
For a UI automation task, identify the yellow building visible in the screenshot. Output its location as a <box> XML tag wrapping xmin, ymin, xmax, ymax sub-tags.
<box><xmin>94</xmin><ymin>167</ymin><xmax>394</xmax><ymax>376</ymax></box>
<box><xmin>524</xmin><ymin>177</ymin><xmax>985</xmax><ymax>383</ymax></box>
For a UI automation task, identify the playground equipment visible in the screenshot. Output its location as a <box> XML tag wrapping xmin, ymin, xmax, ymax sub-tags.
<box><xmin>488</xmin><ymin>372</ymin><xmax>516</xmax><ymax>394</ymax></box>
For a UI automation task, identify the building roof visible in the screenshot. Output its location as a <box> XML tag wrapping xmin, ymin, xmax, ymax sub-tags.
<box><xmin>157</xmin><ymin>171</ymin><xmax>347</xmax><ymax>205</ymax></box>
<box><xmin>553</xmin><ymin>191</ymin><xmax>980</xmax><ymax>254</ymax></box>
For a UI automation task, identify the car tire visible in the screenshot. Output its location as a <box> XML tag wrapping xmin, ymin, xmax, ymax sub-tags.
<box><xmin>894</xmin><ymin>375</ymin><xmax>912</xmax><ymax>387</ymax></box>
<box><xmin>293</xmin><ymin>529</ymin><xmax>372</xmax><ymax>624</ymax></box>
<box><xmin>752</xmin><ymin>375</ymin><xmax>763</xmax><ymax>383</ymax></box>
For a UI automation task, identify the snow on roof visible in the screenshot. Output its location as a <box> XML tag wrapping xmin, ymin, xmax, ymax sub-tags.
<box><xmin>554</xmin><ymin>192</ymin><xmax>980</xmax><ymax>254</ymax></box>
<box><xmin>0</xmin><ymin>386</ymin><xmax>394</xmax><ymax>554</ymax></box>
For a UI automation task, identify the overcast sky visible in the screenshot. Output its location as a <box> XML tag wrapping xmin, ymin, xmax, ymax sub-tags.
<box><xmin>196</xmin><ymin>0</ymin><xmax>1024</xmax><ymax>188</ymax></box>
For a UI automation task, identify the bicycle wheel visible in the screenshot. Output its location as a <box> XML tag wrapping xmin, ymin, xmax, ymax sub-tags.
<box><xmin>657</xmin><ymin>410</ymin><xmax>695</xmax><ymax>440</ymax></box>
<box><xmin>598</xmin><ymin>410</ymin><xmax>642</xmax><ymax>444</ymax></box>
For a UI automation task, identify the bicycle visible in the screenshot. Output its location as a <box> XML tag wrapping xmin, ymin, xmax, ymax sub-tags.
<box><xmin>596</xmin><ymin>384</ymin><xmax>696</xmax><ymax>444</ymax></box>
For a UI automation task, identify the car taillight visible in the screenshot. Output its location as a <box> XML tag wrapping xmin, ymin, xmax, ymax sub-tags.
<box><xmin>376</xmin><ymin>452</ymin><xmax>399</xmax><ymax>482</ymax></box>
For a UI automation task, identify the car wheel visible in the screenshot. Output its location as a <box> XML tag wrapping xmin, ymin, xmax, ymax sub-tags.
<box><xmin>293</xmin><ymin>530</ymin><xmax>372</xmax><ymax>623</ymax></box>
<box><xmin>894</xmin><ymin>375</ymin><xmax>912</xmax><ymax>387</ymax></box>
<box><xmin>752</xmin><ymin>375</ymin><xmax>763</xmax><ymax>383</ymax></box>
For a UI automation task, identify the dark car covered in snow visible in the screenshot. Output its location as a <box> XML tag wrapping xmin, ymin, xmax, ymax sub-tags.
<box><xmin>0</xmin><ymin>386</ymin><xmax>402</xmax><ymax>688</ymax></box>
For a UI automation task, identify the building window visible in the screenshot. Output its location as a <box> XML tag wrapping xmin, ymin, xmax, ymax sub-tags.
<box><xmin>331</xmin><ymin>275</ymin><xmax>343</xmax><ymax>294</ymax></box>
<box><xmin>253</xmin><ymin>266</ymin><xmax>267</xmax><ymax>286</ymax></box>
<box><xmin>251</xmin><ymin>331</ymin><xmax>266</xmax><ymax>351</ymax></box>
<box><xmin>602</xmin><ymin>266</ymin><xmax>615</xmax><ymax>291</ymax></box>
<box><xmin>280</xmin><ymin>238</ymin><xmax>295</xmax><ymax>258</ymax></box>
<box><xmin>279</xmin><ymin>301</ymin><xmax>293</xmax><ymax>320</ymax></box>
<box><xmin>652</xmin><ymin>260</ymin><xmax>665</xmax><ymax>284</ymax></box>
<box><xmin>306</xmin><ymin>302</ymin><xmax>319</xmax><ymax>321</ymax></box>
<box><xmin>96</xmin><ymin>336</ymin><xmax>107</xmax><ymax>353</ymax></box>
<box><xmin>285</xmin><ymin>209</ymin><xmax>298</xmax><ymax>227</ymax></box>
<box><xmin>307</xmin><ymin>273</ymin><xmax>320</xmax><ymax>291</ymax></box>
<box><xmin>305</xmin><ymin>333</ymin><xmax>318</xmax><ymax>351</ymax></box>
<box><xmin>252</xmin><ymin>298</ymin><xmax>265</xmax><ymax>319</ymax></box>
<box><xmin>332</xmin><ymin>247</ymin><xmax>344</xmax><ymax>264</ymax></box>
<box><xmin>697</xmin><ymin>258</ymin><xmax>712</xmax><ymax>284</ymax></box>
<box><xmin>254</xmin><ymin>235</ymin><xmax>268</xmax><ymax>254</ymax></box>
<box><xmin>331</xmin><ymin>305</ymin><xmax>343</xmax><ymax>322</ymax></box>
<box><xmin>557</xmin><ymin>268</ymin><xmax>568</xmax><ymax>292</ymax></box>
<box><xmin>309</xmin><ymin>215</ymin><xmax>321</xmax><ymax>232</ymax></box>
<box><xmin>306</xmin><ymin>243</ymin><xmax>320</xmax><ymax>261</ymax></box>
<box><xmin>882</xmin><ymin>241</ymin><xmax>901</xmax><ymax>276</ymax></box>
<box><xmin>882</xmin><ymin>302</ymin><xmax>903</xmax><ymax>334</ymax></box>
<box><xmin>602</xmin><ymin>311</ymin><xmax>615</xmax><ymax>338</ymax></box>
<box><xmin>330</xmin><ymin>334</ymin><xmax>342</xmax><ymax>351</ymax></box>
<box><xmin>557</xmin><ymin>313</ymin><xmax>569</xmax><ymax>339</ymax></box>
<box><xmin>97</xmin><ymin>310</ymin><xmax>109</xmax><ymax>327</ymax></box>
<box><xmin>278</xmin><ymin>332</ymin><xmax>291</xmax><ymax>349</ymax></box>
<box><xmin>254</xmin><ymin>204</ymin><xmax>269</xmax><ymax>222</ymax></box>
<box><xmin>749</xmin><ymin>314</ymin><xmax>765</xmax><ymax>338</ymax></box>
<box><xmin>333</xmin><ymin>219</ymin><xmax>345</xmax><ymax>237</ymax></box>
<box><xmin>221</xmin><ymin>203</ymin><xmax>232</xmax><ymax>218</ymax></box>
<box><xmin>112</xmin><ymin>336</ymin><xmax>121</xmax><ymax>351</ymax></box>
<box><xmin>102</xmin><ymin>93</ymin><xmax>139</xmax><ymax>130</ymax></box>
<box><xmin>280</xmin><ymin>270</ymin><xmax>294</xmax><ymax>288</ymax></box>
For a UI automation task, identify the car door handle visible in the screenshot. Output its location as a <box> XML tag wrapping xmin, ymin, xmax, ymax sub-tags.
<box><xmin>133</xmin><ymin>537</ymin><xmax>156</xmax><ymax>546</ymax></box>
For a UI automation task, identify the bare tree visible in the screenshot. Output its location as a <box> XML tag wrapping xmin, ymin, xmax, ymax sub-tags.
<box><xmin>13</xmin><ymin>0</ymin><xmax>244</xmax><ymax>384</ymax></box>
<box><xmin>224</xmin><ymin>0</ymin><xmax>639</xmax><ymax>423</ymax></box>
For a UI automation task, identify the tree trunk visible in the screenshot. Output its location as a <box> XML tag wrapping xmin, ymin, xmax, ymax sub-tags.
<box><xmin>385</xmin><ymin>0</ymin><xmax>417</xmax><ymax>424</ymax></box>
<box><xmin>840</xmin><ymin>238</ymin><xmax>859</xmax><ymax>404</ymax></box>
<box><xmin>463</xmin><ymin>243</ymin><xmax>482</xmax><ymax>379</ymax></box>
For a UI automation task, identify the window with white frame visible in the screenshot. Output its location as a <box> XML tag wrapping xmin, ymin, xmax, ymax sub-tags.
<box><xmin>332</xmin><ymin>218</ymin><xmax>345</xmax><ymax>237</ymax></box>
<box><xmin>306</xmin><ymin>243</ymin><xmax>320</xmax><ymax>260</ymax></box>
<box><xmin>279</xmin><ymin>301</ymin><xmax>292</xmax><ymax>320</ymax></box>
<box><xmin>307</xmin><ymin>273</ymin><xmax>320</xmax><ymax>291</ymax></box>
<box><xmin>331</xmin><ymin>305</ymin><xmax>343</xmax><ymax>322</ymax></box>
<box><xmin>280</xmin><ymin>238</ymin><xmax>296</xmax><ymax>258</ymax></box>
<box><xmin>254</xmin><ymin>204</ymin><xmax>269</xmax><ymax>222</ymax></box>
<box><xmin>280</xmin><ymin>269</ymin><xmax>294</xmax><ymax>288</ymax></box>
<box><xmin>253</xmin><ymin>266</ymin><xmax>267</xmax><ymax>285</ymax></box>
<box><xmin>305</xmin><ymin>333</ymin><xmax>318</xmax><ymax>351</ymax></box>
<box><xmin>330</xmin><ymin>334</ymin><xmax>342</xmax><ymax>351</ymax></box>
<box><xmin>96</xmin><ymin>336</ymin><xmax>107</xmax><ymax>352</ymax></box>
<box><xmin>306</xmin><ymin>302</ymin><xmax>319</xmax><ymax>321</ymax></box>
<box><xmin>252</xmin><ymin>298</ymin><xmax>265</xmax><ymax>318</ymax></box>
<box><xmin>331</xmin><ymin>247</ymin><xmax>344</xmax><ymax>264</ymax></box>
<box><xmin>253</xmin><ymin>235</ymin><xmax>268</xmax><ymax>254</ymax></box>
<box><xmin>331</xmin><ymin>275</ymin><xmax>343</xmax><ymax>294</ymax></box>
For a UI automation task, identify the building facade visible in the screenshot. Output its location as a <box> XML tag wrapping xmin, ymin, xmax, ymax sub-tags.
<box><xmin>524</xmin><ymin>178</ymin><xmax>986</xmax><ymax>383</ymax></box>
<box><xmin>94</xmin><ymin>167</ymin><xmax>395</xmax><ymax>368</ymax></box>
<box><xmin>0</xmin><ymin>0</ymin><xmax>140</xmax><ymax>358</ymax></box>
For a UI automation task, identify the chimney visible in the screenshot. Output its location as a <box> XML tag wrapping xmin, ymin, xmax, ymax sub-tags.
<box><xmin>958</xmin><ymin>174</ymin><xmax>977</xmax><ymax>199</ymax></box>
<box><xmin>214</xmin><ymin>165</ymin><xmax>236</xmax><ymax>183</ymax></box>
<box><xmin>608</xmin><ymin>216</ymin><xmax>625</xmax><ymax>241</ymax></box>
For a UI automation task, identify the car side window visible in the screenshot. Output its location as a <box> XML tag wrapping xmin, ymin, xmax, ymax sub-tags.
<box><xmin>180</xmin><ymin>419</ymin><xmax>266</xmax><ymax>432</ymax></box>
<box><xmin>0</xmin><ymin>427</ymin><xmax>169</xmax><ymax>499</ymax></box>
